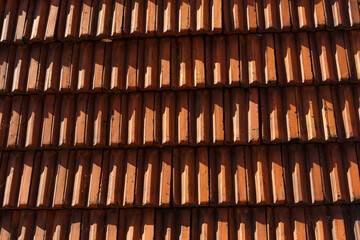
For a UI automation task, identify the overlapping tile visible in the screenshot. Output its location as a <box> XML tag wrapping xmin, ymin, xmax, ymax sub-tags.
<box><xmin>0</xmin><ymin>31</ymin><xmax>359</xmax><ymax>94</ymax></box>
<box><xmin>0</xmin><ymin>1</ymin><xmax>360</xmax><ymax>239</ymax></box>
<box><xmin>0</xmin><ymin>205</ymin><xmax>359</xmax><ymax>239</ymax></box>
<box><xmin>0</xmin><ymin>0</ymin><xmax>360</xmax><ymax>43</ymax></box>
<box><xmin>0</xmin><ymin>85</ymin><xmax>360</xmax><ymax>149</ymax></box>
<box><xmin>0</xmin><ymin>143</ymin><xmax>359</xmax><ymax>208</ymax></box>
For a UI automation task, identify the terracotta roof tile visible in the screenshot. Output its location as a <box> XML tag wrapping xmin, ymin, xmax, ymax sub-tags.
<box><xmin>0</xmin><ymin>1</ymin><xmax>360</xmax><ymax>238</ymax></box>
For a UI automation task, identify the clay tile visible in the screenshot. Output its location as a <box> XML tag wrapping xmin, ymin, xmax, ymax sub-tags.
<box><xmin>41</xmin><ymin>95</ymin><xmax>61</xmax><ymax>147</ymax></box>
<box><xmin>253</xmin><ymin>207</ymin><xmax>267</xmax><ymax>240</ymax></box>
<box><xmin>210</xmin><ymin>89</ymin><xmax>224</xmax><ymax>144</ymax></box>
<box><xmin>211</xmin><ymin>36</ymin><xmax>226</xmax><ymax>86</ymax></box>
<box><xmin>110</xmin><ymin>40</ymin><xmax>126</xmax><ymax>90</ymax></box>
<box><xmin>307</xmin><ymin>206</ymin><xmax>331</xmax><ymax>239</ymax></box>
<box><xmin>99</xmin><ymin>154</ymin><xmax>110</xmax><ymax>206</ymax></box>
<box><xmin>36</xmin><ymin>151</ymin><xmax>57</xmax><ymax>207</ymax></box>
<box><xmin>144</xmin><ymin>0</ymin><xmax>156</xmax><ymax>35</ymax></box>
<box><xmin>78</xmin><ymin>42</ymin><xmax>94</xmax><ymax>91</ymax></box>
<box><xmin>134</xmin><ymin>150</ymin><xmax>144</xmax><ymax>206</ymax></box>
<box><xmin>63</xmin><ymin>0</ymin><xmax>81</xmax><ymax>39</ymax></box>
<box><xmin>13</xmin><ymin>0</ymin><xmax>30</xmax><ymax>42</ymax></box>
<box><xmin>226</xmin><ymin>35</ymin><xmax>240</xmax><ymax>86</ymax></box>
<box><xmin>60</xmin><ymin>150</ymin><xmax>75</xmax><ymax>207</ymax></box>
<box><xmin>173</xmin><ymin>147</ymin><xmax>196</xmax><ymax>206</ymax></box>
<box><xmin>123</xmin><ymin>149</ymin><xmax>137</xmax><ymax>207</ymax></box>
<box><xmin>300</xmin><ymin>86</ymin><xmax>322</xmax><ymax>141</ymax></box>
<box><xmin>104</xmin><ymin>209</ymin><xmax>119</xmax><ymax>239</ymax></box>
<box><xmin>305</xmin><ymin>144</ymin><xmax>327</xmax><ymax>203</ymax></box>
<box><xmin>275</xmin><ymin>33</ymin><xmax>300</xmax><ymax>85</ymax></box>
<box><xmin>194</xmin><ymin>89</ymin><xmax>210</xmax><ymax>144</ymax></box>
<box><xmin>87</xmin><ymin>150</ymin><xmax>103</xmax><ymax>207</ymax></box>
<box><xmin>287</xmin><ymin>144</ymin><xmax>310</xmax><ymax>203</ymax></box>
<box><xmin>59</xmin><ymin>42</ymin><xmax>75</xmax><ymax>92</ymax></box>
<box><xmin>0</xmin><ymin>45</ymin><xmax>12</xmax><ymax>92</ymax></box>
<box><xmin>0</xmin><ymin>97</ymin><xmax>11</xmax><ymax>147</ymax></box>
<box><xmin>176</xmin><ymin>0</ymin><xmax>189</xmax><ymax>34</ymax></box>
<box><xmin>324</xmin><ymin>143</ymin><xmax>349</xmax><ymax>202</ymax></box>
<box><xmin>59</xmin><ymin>94</ymin><xmax>75</xmax><ymax>146</ymax></box>
<box><xmin>26</xmin><ymin>151</ymin><xmax>42</xmax><ymax>207</ymax></box>
<box><xmin>51</xmin><ymin>150</ymin><xmax>69</xmax><ymax>207</ymax></box>
<box><xmin>289</xmin><ymin>0</ymin><xmax>312</xmax><ymax>30</ymax></box>
<box><xmin>224</xmin><ymin>88</ymin><xmax>243</xmax><ymax>144</ymax></box>
<box><xmin>176</xmin><ymin>37</ymin><xmax>192</xmax><ymax>88</ymax></box>
<box><xmin>291</xmin><ymin>207</ymin><xmax>306</xmax><ymax>240</ymax></box>
<box><xmin>0</xmin><ymin>0</ymin><xmax>19</xmax><ymax>42</ymax></box>
<box><xmin>230</xmin><ymin>147</ymin><xmax>246</xmax><ymax>205</ymax></box>
<box><xmin>268</xmin><ymin>145</ymin><xmax>286</xmax><ymax>204</ymax></box>
<box><xmin>223</xmin><ymin>0</ymin><xmax>244</xmax><ymax>32</ymax></box>
<box><xmin>143</xmin><ymin>38</ymin><xmax>159</xmax><ymax>89</ymax></box>
<box><xmin>33</xmin><ymin>211</ymin><xmax>54</xmax><ymax>239</ymax></box>
<box><xmin>106</xmin><ymin>150</ymin><xmax>124</xmax><ymax>206</ymax></box>
<box><xmin>257</xmin><ymin>0</ymin><xmax>281</xmax><ymax>31</ymax></box>
<box><xmin>156</xmin><ymin>148</ymin><xmax>172</xmax><ymax>207</ymax></box>
<box><xmin>108</xmin><ymin>94</ymin><xmax>122</xmax><ymax>146</ymax></box>
<box><xmin>332</xmin><ymin>31</ymin><xmax>350</xmax><ymax>82</ymax></box>
<box><xmin>12</xmin><ymin>44</ymin><xmax>30</xmax><ymax>92</ymax></box>
<box><xmin>192</xmin><ymin>208</ymin><xmax>215</xmax><ymax>239</ymax></box>
<box><xmin>89</xmin><ymin>210</ymin><xmax>106</xmax><ymax>239</ymax></box>
<box><xmin>74</xmin><ymin>94</ymin><xmax>88</xmax><ymax>146</ymax></box>
<box><xmin>347</xmin><ymin>31</ymin><xmax>360</xmax><ymax>81</ymax></box>
<box><xmin>350</xmin><ymin>205</ymin><xmax>360</xmax><ymax>238</ymax></box>
<box><xmin>44</xmin><ymin>0</ymin><xmax>60</xmax><ymax>41</ymax></box>
<box><xmin>246</xmin><ymin>34</ymin><xmax>262</xmax><ymax>86</ymax></box>
<box><xmin>78</xmin><ymin>0</ymin><xmax>92</xmax><ymax>38</ymax></box>
<box><xmin>96</xmin><ymin>0</ymin><xmax>113</xmax><ymax>37</ymax></box>
<box><xmin>127</xmin><ymin>92</ymin><xmax>142</xmax><ymax>145</ymax></box>
<box><xmin>159</xmin><ymin>0</ymin><xmax>176</xmax><ymax>34</ymax></box>
<box><xmin>0</xmin><ymin>211</ymin><xmax>13</xmax><ymax>239</ymax></box>
<box><xmin>7</xmin><ymin>96</ymin><xmax>29</xmax><ymax>148</ymax></box>
<box><xmin>311</xmin><ymin>32</ymin><xmax>337</xmax><ymax>83</ymax></box>
<box><xmin>154</xmin><ymin>209</ymin><xmax>174</xmax><ymax>238</ymax></box>
<box><xmin>0</xmin><ymin>152</ymin><xmax>7</xmax><ymax>206</ymax></box>
<box><xmin>318</xmin><ymin>86</ymin><xmax>338</xmax><ymax>141</ymax></box>
<box><xmin>91</xmin><ymin>42</ymin><xmax>105</xmax><ymax>91</ymax></box>
<box><xmin>341</xmin><ymin>143</ymin><xmax>360</xmax><ymax>201</ymax></box>
<box><xmin>25</xmin><ymin>95</ymin><xmax>43</xmax><ymax>148</ymax></box>
<box><xmin>251</xmin><ymin>146</ymin><xmax>271</xmax><ymax>205</ymax></box>
<box><xmin>123</xmin><ymin>209</ymin><xmax>141</xmax><ymax>239</ymax></box>
<box><xmin>313</xmin><ymin>1</ymin><xmax>326</xmax><ymax>28</ymax></box>
<box><xmin>111</xmin><ymin>0</ymin><xmax>125</xmax><ymax>36</ymax></box>
<box><xmin>191</xmin><ymin>36</ymin><xmax>205</xmax><ymax>88</ymax></box>
<box><xmin>211</xmin><ymin>147</ymin><xmax>233</xmax><ymax>205</ymax></box>
<box><xmin>140</xmin><ymin>149</ymin><xmax>159</xmax><ymax>206</ymax></box>
<box><xmin>336</xmin><ymin>85</ymin><xmax>359</xmax><ymax>140</ymax></box>
<box><xmin>263</xmin><ymin>88</ymin><xmax>286</xmax><ymax>142</ymax></box>
<box><xmin>3</xmin><ymin>151</ymin><xmax>23</xmax><ymax>207</ymax></box>
<box><xmin>174</xmin><ymin>91</ymin><xmax>188</xmax><ymax>144</ymax></box>
<box><xmin>142</xmin><ymin>92</ymin><xmax>155</xmax><ymax>145</ymax></box>
<box><xmin>17</xmin><ymin>210</ymin><xmax>36</xmax><ymax>239</ymax></box>
<box><xmin>72</xmin><ymin>151</ymin><xmax>91</xmax><ymax>207</ymax></box>
<box><xmin>161</xmin><ymin>91</ymin><xmax>175</xmax><ymax>144</ymax></box>
<box><xmin>125</xmin><ymin>39</ymin><xmax>138</xmax><ymax>90</ymax></box>
<box><xmin>246</xmin><ymin>88</ymin><xmax>260</xmax><ymax>144</ymax></box>
<box><xmin>329</xmin><ymin>206</ymin><xmax>347</xmax><ymax>239</ymax></box>
<box><xmin>17</xmin><ymin>151</ymin><xmax>35</xmax><ymax>207</ymax></box>
<box><xmin>68</xmin><ymin>210</ymin><xmax>82</xmax><ymax>239</ymax></box>
<box><xmin>26</xmin><ymin>43</ymin><xmax>43</xmax><ymax>92</ymax></box>
<box><xmin>30</xmin><ymin>0</ymin><xmax>49</xmax><ymax>41</ymax></box>
<box><xmin>52</xmin><ymin>210</ymin><xmax>71</xmax><ymax>239</ymax></box>
<box><xmin>283</xmin><ymin>87</ymin><xmax>301</xmax><ymax>141</ymax></box>
<box><xmin>93</xmin><ymin>93</ymin><xmax>109</xmax><ymax>146</ymax></box>
<box><xmin>44</xmin><ymin>43</ymin><xmax>62</xmax><ymax>92</ymax></box>
<box><xmin>158</xmin><ymin>38</ymin><xmax>171</xmax><ymax>88</ymax></box>
<box><xmin>130</xmin><ymin>0</ymin><xmax>145</xmax><ymax>35</ymax></box>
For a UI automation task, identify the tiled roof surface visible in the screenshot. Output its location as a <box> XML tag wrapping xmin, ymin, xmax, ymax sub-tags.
<box><xmin>1</xmin><ymin>0</ymin><xmax>360</xmax><ymax>239</ymax></box>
